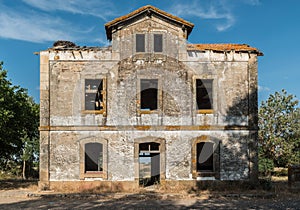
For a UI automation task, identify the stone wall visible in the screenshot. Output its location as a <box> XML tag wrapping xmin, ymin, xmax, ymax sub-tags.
<box><xmin>48</xmin><ymin>130</ymin><xmax>252</xmax><ymax>181</ymax></box>
<box><xmin>39</xmin><ymin>11</ymin><xmax>259</xmax><ymax>189</ymax></box>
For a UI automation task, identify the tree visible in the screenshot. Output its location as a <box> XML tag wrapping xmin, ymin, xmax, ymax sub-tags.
<box><xmin>0</xmin><ymin>61</ymin><xmax>39</xmax><ymax>179</ymax></box>
<box><xmin>259</xmin><ymin>89</ymin><xmax>299</xmax><ymax>171</ymax></box>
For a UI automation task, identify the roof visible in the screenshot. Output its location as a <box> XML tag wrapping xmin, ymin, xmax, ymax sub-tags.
<box><xmin>105</xmin><ymin>5</ymin><xmax>194</xmax><ymax>41</ymax></box>
<box><xmin>187</xmin><ymin>44</ymin><xmax>263</xmax><ymax>56</ymax></box>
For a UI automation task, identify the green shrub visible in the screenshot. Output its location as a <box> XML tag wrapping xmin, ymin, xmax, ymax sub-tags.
<box><xmin>259</xmin><ymin>158</ymin><xmax>274</xmax><ymax>176</ymax></box>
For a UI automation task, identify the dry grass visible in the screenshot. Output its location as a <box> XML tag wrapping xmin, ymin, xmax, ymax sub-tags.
<box><xmin>0</xmin><ymin>179</ymin><xmax>38</xmax><ymax>191</ymax></box>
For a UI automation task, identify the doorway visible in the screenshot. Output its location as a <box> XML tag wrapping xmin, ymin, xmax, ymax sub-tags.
<box><xmin>139</xmin><ymin>142</ymin><xmax>160</xmax><ymax>186</ymax></box>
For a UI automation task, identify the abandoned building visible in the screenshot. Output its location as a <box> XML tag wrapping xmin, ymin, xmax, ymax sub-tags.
<box><xmin>39</xmin><ymin>5</ymin><xmax>263</xmax><ymax>191</ymax></box>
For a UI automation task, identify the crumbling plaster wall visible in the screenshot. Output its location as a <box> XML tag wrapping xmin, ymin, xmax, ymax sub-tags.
<box><xmin>48</xmin><ymin>130</ymin><xmax>251</xmax><ymax>181</ymax></box>
<box><xmin>48</xmin><ymin>50</ymin><xmax>255</xmax><ymax>127</ymax></box>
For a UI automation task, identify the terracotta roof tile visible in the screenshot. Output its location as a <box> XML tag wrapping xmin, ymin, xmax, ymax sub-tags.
<box><xmin>187</xmin><ymin>44</ymin><xmax>263</xmax><ymax>55</ymax></box>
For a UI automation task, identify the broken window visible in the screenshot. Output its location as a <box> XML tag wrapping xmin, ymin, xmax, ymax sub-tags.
<box><xmin>140</xmin><ymin>79</ymin><xmax>158</xmax><ymax>111</ymax></box>
<box><xmin>85</xmin><ymin>143</ymin><xmax>103</xmax><ymax>172</ymax></box>
<box><xmin>85</xmin><ymin>79</ymin><xmax>104</xmax><ymax>111</ymax></box>
<box><xmin>197</xmin><ymin>142</ymin><xmax>214</xmax><ymax>172</ymax></box>
<box><xmin>136</xmin><ymin>34</ymin><xmax>145</xmax><ymax>52</ymax></box>
<box><xmin>154</xmin><ymin>34</ymin><xmax>163</xmax><ymax>52</ymax></box>
<box><xmin>196</xmin><ymin>79</ymin><xmax>213</xmax><ymax>110</ymax></box>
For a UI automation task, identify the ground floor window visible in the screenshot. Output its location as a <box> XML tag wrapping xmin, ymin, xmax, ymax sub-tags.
<box><xmin>85</xmin><ymin>143</ymin><xmax>103</xmax><ymax>172</ymax></box>
<box><xmin>197</xmin><ymin>142</ymin><xmax>214</xmax><ymax>172</ymax></box>
<box><xmin>192</xmin><ymin>136</ymin><xmax>220</xmax><ymax>179</ymax></box>
<box><xmin>80</xmin><ymin>138</ymin><xmax>107</xmax><ymax>179</ymax></box>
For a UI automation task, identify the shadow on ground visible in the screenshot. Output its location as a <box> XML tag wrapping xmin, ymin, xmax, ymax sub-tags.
<box><xmin>1</xmin><ymin>191</ymin><xmax>300</xmax><ymax>210</ymax></box>
<box><xmin>0</xmin><ymin>179</ymin><xmax>38</xmax><ymax>190</ymax></box>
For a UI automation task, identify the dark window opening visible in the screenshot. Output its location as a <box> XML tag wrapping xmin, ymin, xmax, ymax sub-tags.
<box><xmin>85</xmin><ymin>79</ymin><xmax>103</xmax><ymax>110</ymax></box>
<box><xmin>140</xmin><ymin>79</ymin><xmax>158</xmax><ymax>111</ymax></box>
<box><xmin>197</xmin><ymin>142</ymin><xmax>214</xmax><ymax>172</ymax></box>
<box><xmin>85</xmin><ymin>143</ymin><xmax>103</xmax><ymax>172</ymax></box>
<box><xmin>154</xmin><ymin>34</ymin><xmax>163</xmax><ymax>52</ymax></box>
<box><xmin>139</xmin><ymin>142</ymin><xmax>160</xmax><ymax>151</ymax></box>
<box><xmin>196</xmin><ymin>79</ymin><xmax>213</xmax><ymax>110</ymax></box>
<box><xmin>136</xmin><ymin>34</ymin><xmax>145</xmax><ymax>52</ymax></box>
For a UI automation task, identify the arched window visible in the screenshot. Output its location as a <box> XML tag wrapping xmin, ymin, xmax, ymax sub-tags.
<box><xmin>191</xmin><ymin>136</ymin><xmax>220</xmax><ymax>179</ymax></box>
<box><xmin>79</xmin><ymin>138</ymin><xmax>107</xmax><ymax>179</ymax></box>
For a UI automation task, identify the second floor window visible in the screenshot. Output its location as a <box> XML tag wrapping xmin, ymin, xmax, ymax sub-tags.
<box><xmin>136</xmin><ymin>34</ymin><xmax>145</xmax><ymax>52</ymax></box>
<box><xmin>196</xmin><ymin>79</ymin><xmax>213</xmax><ymax>110</ymax></box>
<box><xmin>85</xmin><ymin>79</ymin><xmax>104</xmax><ymax>111</ymax></box>
<box><xmin>140</xmin><ymin>79</ymin><xmax>158</xmax><ymax>111</ymax></box>
<box><xmin>154</xmin><ymin>34</ymin><xmax>163</xmax><ymax>52</ymax></box>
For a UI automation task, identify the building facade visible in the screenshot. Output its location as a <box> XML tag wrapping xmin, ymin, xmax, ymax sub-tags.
<box><xmin>39</xmin><ymin>5</ymin><xmax>263</xmax><ymax>191</ymax></box>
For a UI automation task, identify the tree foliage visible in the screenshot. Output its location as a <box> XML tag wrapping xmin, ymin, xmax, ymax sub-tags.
<box><xmin>0</xmin><ymin>61</ymin><xmax>39</xmax><ymax>178</ymax></box>
<box><xmin>259</xmin><ymin>89</ymin><xmax>299</xmax><ymax>170</ymax></box>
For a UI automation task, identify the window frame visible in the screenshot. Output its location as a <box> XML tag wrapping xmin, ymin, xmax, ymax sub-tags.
<box><xmin>82</xmin><ymin>78</ymin><xmax>107</xmax><ymax>115</ymax></box>
<box><xmin>136</xmin><ymin>34</ymin><xmax>146</xmax><ymax>53</ymax></box>
<box><xmin>194</xmin><ymin>78</ymin><xmax>214</xmax><ymax>114</ymax></box>
<box><xmin>191</xmin><ymin>136</ymin><xmax>220</xmax><ymax>179</ymax></box>
<box><xmin>137</xmin><ymin>77</ymin><xmax>161</xmax><ymax>114</ymax></box>
<box><xmin>79</xmin><ymin>137</ymin><xmax>108</xmax><ymax>179</ymax></box>
<box><xmin>153</xmin><ymin>34</ymin><xmax>163</xmax><ymax>53</ymax></box>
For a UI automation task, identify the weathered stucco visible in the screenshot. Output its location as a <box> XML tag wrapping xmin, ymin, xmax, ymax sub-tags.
<box><xmin>39</xmin><ymin>5</ymin><xmax>261</xmax><ymax>191</ymax></box>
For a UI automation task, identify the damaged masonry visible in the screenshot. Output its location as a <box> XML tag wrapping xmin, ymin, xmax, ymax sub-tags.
<box><xmin>39</xmin><ymin>5</ymin><xmax>263</xmax><ymax>191</ymax></box>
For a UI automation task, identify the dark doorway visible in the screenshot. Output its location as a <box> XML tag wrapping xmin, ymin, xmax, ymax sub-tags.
<box><xmin>139</xmin><ymin>142</ymin><xmax>160</xmax><ymax>186</ymax></box>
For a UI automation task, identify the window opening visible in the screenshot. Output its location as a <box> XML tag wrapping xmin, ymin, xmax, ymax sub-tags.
<box><xmin>136</xmin><ymin>34</ymin><xmax>145</xmax><ymax>52</ymax></box>
<box><xmin>85</xmin><ymin>79</ymin><xmax>103</xmax><ymax>110</ymax></box>
<box><xmin>154</xmin><ymin>34</ymin><xmax>163</xmax><ymax>52</ymax></box>
<box><xmin>197</xmin><ymin>142</ymin><xmax>214</xmax><ymax>171</ymax></box>
<box><xmin>140</xmin><ymin>79</ymin><xmax>158</xmax><ymax>111</ymax></box>
<box><xmin>196</xmin><ymin>79</ymin><xmax>213</xmax><ymax>110</ymax></box>
<box><xmin>85</xmin><ymin>143</ymin><xmax>103</xmax><ymax>172</ymax></box>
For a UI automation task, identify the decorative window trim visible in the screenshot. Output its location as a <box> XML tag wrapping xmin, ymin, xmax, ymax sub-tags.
<box><xmin>193</xmin><ymin>77</ymin><xmax>215</xmax><ymax>114</ymax></box>
<box><xmin>191</xmin><ymin>136</ymin><xmax>220</xmax><ymax>179</ymax></box>
<box><xmin>135</xmin><ymin>33</ymin><xmax>164</xmax><ymax>54</ymax></box>
<box><xmin>79</xmin><ymin>137</ymin><xmax>108</xmax><ymax>179</ymax></box>
<box><xmin>82</xmin><ymin>77</ymin><xmax>107</xmax><ymax>116</ymax></box>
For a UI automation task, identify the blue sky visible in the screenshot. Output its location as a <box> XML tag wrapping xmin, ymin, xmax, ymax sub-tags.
<box><xmin>0</xmin><ymin>0</ymin><xmax>299</xmax><ymax>104</ymax></box>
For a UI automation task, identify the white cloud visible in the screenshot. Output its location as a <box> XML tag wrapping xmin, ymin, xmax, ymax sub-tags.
<box><xmin>258</xmin><ymin>85</ymin><xmax>270</xmax><ymax>92</ymax></box>
<box><xmin>22</xmin><ymin>0</ymin><xmax>116</xmax><ymax>21</ymax></box>
<box><xmin>0</xmin><ymin>2</ymin><xmax>103</xmax><ymax>43</ymax></box>
<box><xmin>169</xmin><ymin>0</ymin><xmax>235</xmax><ymax>31</ymax></box>
<box><xmin>0</xmin><ymin>10</ymin><xmax>72</xmax><ymax>43</ymax></box>
<box><xmin>243</xmin><ymin>0</ymin><xmax>261</xmax><ymax>6</ymax></box>
<box><xmin>169</xmin><ymin>0</ymin><xmax>260</xmax><ymax>31</ymax></box>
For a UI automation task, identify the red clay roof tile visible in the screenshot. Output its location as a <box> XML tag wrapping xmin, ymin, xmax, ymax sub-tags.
<box><xmin>187</xmin><ymin>44</ymin><xmax>263</xmax><ymax>55</ymax></box>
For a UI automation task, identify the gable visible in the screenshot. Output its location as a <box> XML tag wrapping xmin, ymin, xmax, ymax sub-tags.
<box><xmin>105</xmin><ymin>5</ymin><xmax>194</xmax><ymax>41</ymax></box>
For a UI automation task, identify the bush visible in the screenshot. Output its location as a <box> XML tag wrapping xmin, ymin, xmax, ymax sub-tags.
<box><xmin>259</xmin><ymin>158</ymin><xmax>274</xmax><ymax>176</ymax></box>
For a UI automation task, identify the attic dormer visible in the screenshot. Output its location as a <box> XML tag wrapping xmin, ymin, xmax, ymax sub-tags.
<box><xmin>105</xmin><ymin>5</ymin><xmax>194</xmax><ymax>59</ymax></box>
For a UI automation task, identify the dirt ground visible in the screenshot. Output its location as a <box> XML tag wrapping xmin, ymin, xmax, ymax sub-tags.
<box><xmin>0</xmin><ymin>180</ymin><xmax>299</xmax><ymax>210</ymax></box>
